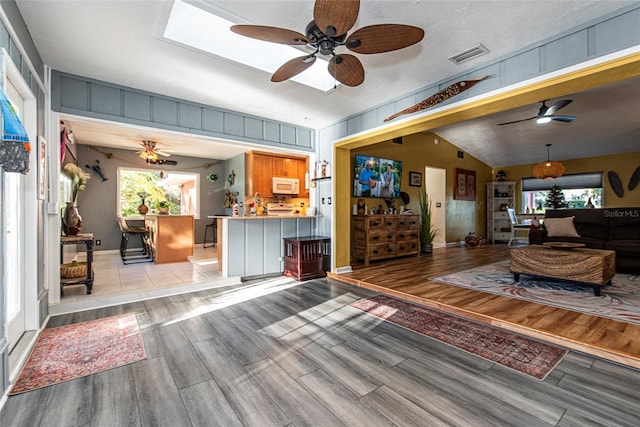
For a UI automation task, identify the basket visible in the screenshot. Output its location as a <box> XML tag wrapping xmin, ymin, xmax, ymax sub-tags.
<box><xmin>60</xmin><ymin>261</ymin><xmax>87</xmax><ymax>279</ymax></box>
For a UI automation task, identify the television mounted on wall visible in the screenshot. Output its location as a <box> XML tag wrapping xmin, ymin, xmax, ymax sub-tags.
<box><xmin>353</xmin><ymin>154</ymin><xmax>403</xmax><ymax>198</ymax></box>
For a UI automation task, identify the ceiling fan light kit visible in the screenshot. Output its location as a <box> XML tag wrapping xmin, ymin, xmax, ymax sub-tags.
<box><xmin>533</xmin><ymin>143</ymin><xmax>565</xmax><ymax>180</ymax></box>
<box><xmin>230</xmin><ymin>0</ymin><xmax>424</xmax><ymax>87</ymax></box>
<box><xmin>498</xmin><ymin>99</ymin><xmax>576</xmax><ymax>126</ymax></box>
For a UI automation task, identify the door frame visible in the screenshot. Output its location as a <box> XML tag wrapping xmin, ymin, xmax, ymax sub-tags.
<box><xmin>1</xmin><ymin>49</ymin><xmax>39</xmax><ymax>353</ymax></box>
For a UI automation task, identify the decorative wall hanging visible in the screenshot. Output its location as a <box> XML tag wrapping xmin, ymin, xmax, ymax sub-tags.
<box><xmin>628</xmin><ymin>166</ymin><xmax>640</xmax><ymax>191</ymax></box>
<box><xmin>454</xmin><ymin>168</ymin><xmax>476</xmax><ymax>201</ymax></box>
<box><xmin>409</xmin><ymin>171</ymin><xmax>422</xmax><ymax>187</ymax></box>
<box><xmin>85</xmin><ymin>159</ymin><xmax>108</xmax><ymax>181</ymax></box>
<box><xmin>384</xmin><ymin>76</ymin><xmax>490</xmax><ymax>122</ymax></box>
<box><xmin>0</xmin><ymin>85</ymin><xmax>31</xmax><ymax>174</ymax></box>
<box><xmin>38</xmin><ymin>136</ymin><xmax>47</xmax><ymax>200</ymax></box>
<box><xmin>207</xmin><ymin>172</ymin><xmax>218</xmax><ymax>182</ymax></box>
<box><xmin>608</xmin><ymin>171</ymin><xmax>624</xmax><ymax>197</ymax></box>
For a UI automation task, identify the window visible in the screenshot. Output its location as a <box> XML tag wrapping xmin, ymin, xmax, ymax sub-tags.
<box><xmin>118</xmin><ymin>167</ymin><xmax>200</xmax><ymax>218</ymax></box>
<box><xmin>521</xmin><ymin>172</ymin><xmax>603</xmax><ymax>213</ymax></box>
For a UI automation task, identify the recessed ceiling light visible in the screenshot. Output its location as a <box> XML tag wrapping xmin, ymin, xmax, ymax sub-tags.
<box><xmin>164</xmin><ymin>0</ymin><xmax>337</xmax><ymax>92</ymax></box>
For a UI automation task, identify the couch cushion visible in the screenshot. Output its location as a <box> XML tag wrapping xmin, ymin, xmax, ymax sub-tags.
<box><xmin>544</xmin><ymin>209</ymin><xmax>608</xmax><ymax>240</ymax></box>
<box><xmin>606</xmin><ymin>209</ymin><xmax>640</xmax><ymax>241</ymax></box>
<box><xmin>605</xmin><ymin>240</ymin><xmax>640</xmax><ymax>256</ymax></box>
<box><xmin>544</xmin><ymin>217</ymin><xmax>580</xmax><ymax>237</ymax></box>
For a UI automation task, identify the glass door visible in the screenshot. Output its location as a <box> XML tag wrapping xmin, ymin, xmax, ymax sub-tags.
<box><xmin>3</xmin><ymin>78</ymin><xmax>25</xmax><ymax>351</ymax></box>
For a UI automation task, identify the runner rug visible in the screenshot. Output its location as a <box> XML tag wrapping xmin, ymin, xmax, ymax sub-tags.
<box><xmin>350</xmin><ymin>294</ymin><xmax>567</xmax><ymax>380</ymax></box>
<box><xmin>10</xmin><ymin>313</ymin><xmax>146</xmax><ymax>395</ymax></box>
<box><xmin>432</xmin><ymin>261</ymin><xmax>640</xmax><ymax>325</ymax></box>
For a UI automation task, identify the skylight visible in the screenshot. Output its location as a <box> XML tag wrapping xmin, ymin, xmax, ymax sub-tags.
<box><xmin>164</xmin><ymin>0</ymin><xmax>337</xmax><ymax>92</ymax></box>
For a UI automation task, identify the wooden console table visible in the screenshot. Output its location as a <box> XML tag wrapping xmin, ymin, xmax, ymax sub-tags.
<box><xmin>60</xmin><ymin>233</ymin><xmax>94</xmax><ymax>294</ymax></box>
<box><xmin>284</xmin><ymin>236</ymin><xmax>331</xmax><ymax>281</ymax></box>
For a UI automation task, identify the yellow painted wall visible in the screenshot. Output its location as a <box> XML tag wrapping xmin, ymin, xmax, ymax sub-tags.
<box><xmin>495</xmin><ymin>151</ymin><xmax>640</xmax><ymax>210</ymax></box>
<box><xmin>351</xmin><ymin>133</ymin><xmax>493</xmax><ymax>243</ymax></box>
<box><xmin>332</xmin><ymin>53</ymin><xmax>640</xmax><ymax>271</ymax></box>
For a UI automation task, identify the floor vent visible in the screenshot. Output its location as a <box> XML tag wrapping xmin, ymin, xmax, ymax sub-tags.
<box><xmin>448</xmin><ymin>44</ymin><xmax>489</xmax><ymax>65</ymax></box>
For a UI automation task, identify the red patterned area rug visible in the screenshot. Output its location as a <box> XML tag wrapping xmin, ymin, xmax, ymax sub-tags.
<box><xmin>10</xmin><ymin>314</ymin><xmax>146</xmax><ymax>395</ymax></box>
<box><xmin>350</xmin><ymin>295</ymin><xmax>567</xmax><ymax>380</ymax></box>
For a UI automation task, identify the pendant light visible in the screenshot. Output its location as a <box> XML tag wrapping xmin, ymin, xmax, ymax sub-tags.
<box><xmin>533</xmin><ymin>143</ymin><xmax>565</xmax><ymax>180</ymax></box>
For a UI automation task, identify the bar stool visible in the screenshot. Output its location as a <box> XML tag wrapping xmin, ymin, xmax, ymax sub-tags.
<box><xmin>203</xmin><ymin>220</ymin><xmax>217</xmax><ymax>248</ymax></box>
<box><xmin>117</xmin><ymin>216</ymin><xmax>153</xmax><ymax>264</ymax></box>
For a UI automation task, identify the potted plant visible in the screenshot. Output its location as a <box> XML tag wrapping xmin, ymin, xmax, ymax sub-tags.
<box><xmin>62</xmin><ymin>163</ymin><xmax>91</xmax><ymax>235</ymax></box>
<box><xmin>418</xmin><ymin>191</ymin><xmax>438</xmax><ymax>253</ymax></box>
<box><xmin>157</xmin><ymin>200</ymin><xmax>171</xmax><ymax>214</ymax></box>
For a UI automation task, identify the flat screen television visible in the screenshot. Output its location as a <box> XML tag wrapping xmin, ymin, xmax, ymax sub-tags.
<box><xmin>353</xmin><ymin>154</ymin><xmax>403</xmax><ymax>198</ymax></box>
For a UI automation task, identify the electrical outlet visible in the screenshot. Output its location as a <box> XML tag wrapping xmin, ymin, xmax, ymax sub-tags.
<box><xmin>95</xmin><ymin>239</ymin><xmax>102</xmax><ymax>246</ymax></box>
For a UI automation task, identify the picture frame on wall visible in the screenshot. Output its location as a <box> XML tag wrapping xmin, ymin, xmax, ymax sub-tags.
<box><xmin>454</xmin><ymin>168</ymin><xmax>476</xmax><ymax>201</ymax></box>
<box><xmin>38</xmin><ymin>136</ymin><xmax>47</xmax><ymax>200</ymax></box>
<box><xmin>409</xmin><ymin>171</ymin><xmax>422</xmax><ymax>187</ymax></box>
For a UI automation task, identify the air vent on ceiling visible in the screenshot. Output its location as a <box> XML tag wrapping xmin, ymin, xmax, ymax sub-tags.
<box><xmin>448</xmin><ymin>44</ymin><xmax>489</xmax><ymax>65</ymax></box>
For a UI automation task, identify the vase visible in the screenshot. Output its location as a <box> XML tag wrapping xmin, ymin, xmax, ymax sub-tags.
<box><xmin>158</xmin><ymin>207</ymin><xmax>169</xmax><ymax>215</ymax></box>
<box><xmin>62</xmin><ymin>202</ymin><xmax>82</xmax><ymax>236</ymax></box>
<box><xmin>138</xmin><ymin>198</ymin><xmax>149</xmax><ymax>215</ymax></box>
<box><xmin>421</xmin><ymin>243</ymin><xmax>433</xmax><ymax>254</ymax></box>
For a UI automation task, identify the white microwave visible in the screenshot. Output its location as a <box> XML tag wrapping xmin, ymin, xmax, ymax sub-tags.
<box><xmin>272</xmin><ymin>177</ymin><xmax>299</xmax><ymax>195</ymax></box>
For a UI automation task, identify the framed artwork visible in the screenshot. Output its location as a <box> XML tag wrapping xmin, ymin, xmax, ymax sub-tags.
<box><xmin>454</xmin><ymin>168</ymin><xmax>476</xmax><ymax>201</ymax></box>
<box><xmin>409</xmin><ymin>171</ymin><xmax>422</xmax><ymax>187</ymax></box>
<box><xmin>38</xmin><ymin>136</ymin><xmax>47</xmax><ymax>200</ymax></box>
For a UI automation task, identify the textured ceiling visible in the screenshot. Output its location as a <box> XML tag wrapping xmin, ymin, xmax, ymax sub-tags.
<box><xmin>15</xmin><ymin>0</ymin><xmax>640</xmax><ymax>166</ymax></box>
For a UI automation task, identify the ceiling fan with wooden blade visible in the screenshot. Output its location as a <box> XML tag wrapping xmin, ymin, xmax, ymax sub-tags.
<box><xmin>137</xmin><ymin>140</ymin><xmax>175</xmax><ymax>164</ymax></box>
<box><xmin>230</xmin><ymin>0</ymin><xmax>424</xmax><ymax>87</ymax></box>
<box><xmin>497</xmin><ymin>99</ymin><xmax>576</xmax><ymax>126</ymax></box>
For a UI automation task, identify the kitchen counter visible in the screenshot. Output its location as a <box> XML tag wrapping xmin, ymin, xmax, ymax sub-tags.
<box><xmin>208</xmin><ymin>215</ymin><xmax>320</xmax><ymax>277</ymax></box>
<box><xmin>208</xmin><ymin>215</ymin><xmax>322</xmax><ymax>220</ymax></box>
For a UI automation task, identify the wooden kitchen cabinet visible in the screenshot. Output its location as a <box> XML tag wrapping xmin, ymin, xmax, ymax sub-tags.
<box><xmin>273</xmin><ymin>157</ymin><xmax>298</xmax><ymax>178</ymax></box>
<box><xmin>246</xmin><ymin>151</ymin><xmax>309</xmax><ymax>197</ymax></box>
<box><xmin>297</xmin><ymin>157</ymin><xmax>309</xmax><ymax>197</ymax></box>
<box><xmin>246</xmin><ymin>152</ymin><xmax>274</xmax><ymax>197</ymax></box>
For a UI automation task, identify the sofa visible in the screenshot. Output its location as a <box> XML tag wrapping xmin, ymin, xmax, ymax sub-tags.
<box><xmin>529</xmin><ymin>207</ymin><xmax>640</xmax><ymax>274</ymax></box>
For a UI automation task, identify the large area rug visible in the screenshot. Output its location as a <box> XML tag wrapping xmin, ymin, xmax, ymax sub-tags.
<box><xmin>10</xmin><ymin>314</ymin><xmax>146</xmax><ymax>395</ymax></box>
<box><xmin>350</xmin><ymin>295</ymin><xmax>567</xmax><ymax>380</ymax></box>
<box><xmin>432</xmin><ymin>261</ymin><xmax>640</xmax><ymax>325</ymax></box>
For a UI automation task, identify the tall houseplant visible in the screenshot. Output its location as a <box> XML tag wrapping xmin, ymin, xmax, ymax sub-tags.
<box><xmin>418</xmin><ymin>191</ymin><xmax>438</xmax><ymax>253</ymax></box>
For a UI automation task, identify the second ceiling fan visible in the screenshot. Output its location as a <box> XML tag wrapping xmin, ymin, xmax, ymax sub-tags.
<box><xmin>497</xmin><ymin>99</ymin><xmax>576</xmax><ymax>126</ymax></box>
<box><xmin>230</xmin><ymin>0</ymin><xmax>424</xmax><ymax>87</ymax></box>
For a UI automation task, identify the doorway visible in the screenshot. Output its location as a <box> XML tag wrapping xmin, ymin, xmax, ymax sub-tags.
<box><xmin>2</xmin><ymin>51</ymin><xmax>38</xmax><ymax>358</ymax></box>
<box><xmin>425</xmin><ymin>167</ymin><xmax>446</xmax><ymax>247</ymax></box>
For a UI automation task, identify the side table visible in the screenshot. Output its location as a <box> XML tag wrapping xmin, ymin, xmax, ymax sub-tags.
<box><xmin>60</xmin><ymin>233</ymin><xmax>94</xmax><ymax>294</ymax></box>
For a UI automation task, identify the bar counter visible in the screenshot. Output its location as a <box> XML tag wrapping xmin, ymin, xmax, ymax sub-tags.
<box><xmin>208</xmin><ymin>215</ymin><xmax>321</xmax><ymax>277</ymax></box>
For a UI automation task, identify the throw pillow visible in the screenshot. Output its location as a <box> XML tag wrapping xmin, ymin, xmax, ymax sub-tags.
<box><xmin>544</xmin><ymin>216</ymin><xmax>581</xmax><ymax>237</ymax></box>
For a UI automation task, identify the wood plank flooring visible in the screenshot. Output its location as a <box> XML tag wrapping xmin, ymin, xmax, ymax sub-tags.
<box><xmin>328</xmin><ymin>244</ymin><xmax>640</xmax><ymax>369</ymax></box>
<box><xmin>3</xmin><ymin>266</ymin><xmax>640</xmax><ymax>426</ymax></box>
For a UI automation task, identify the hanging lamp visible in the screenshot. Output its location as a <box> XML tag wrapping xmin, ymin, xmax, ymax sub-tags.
<box><xmin>533</xmin><ymin>143</ymin><xmax>565</xmax><ymax>180</ymax></box>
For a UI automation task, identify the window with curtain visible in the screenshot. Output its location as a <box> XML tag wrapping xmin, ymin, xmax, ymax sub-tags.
<box><xmin>521</xmin><ymin>172</ymin><xmax>603</xmax><ymax>213</ymax></box>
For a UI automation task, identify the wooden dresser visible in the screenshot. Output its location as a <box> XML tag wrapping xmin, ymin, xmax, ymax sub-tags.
<box><xmin>351</xmin><ymin>214</ymin><xmax>420</xmax><ymax>265</ymax></box>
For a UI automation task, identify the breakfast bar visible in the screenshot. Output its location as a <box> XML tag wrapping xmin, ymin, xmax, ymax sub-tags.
<box><xmin>208</xmin><ymin>214</ymin><xmax>321</xmax><ymax>278</ymax></box>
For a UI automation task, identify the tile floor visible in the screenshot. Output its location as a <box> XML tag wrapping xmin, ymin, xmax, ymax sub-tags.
<box><xmin>54</xmin><ymin>246</ymin><xmax>242</xmax><ymax>314</ymax></box>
